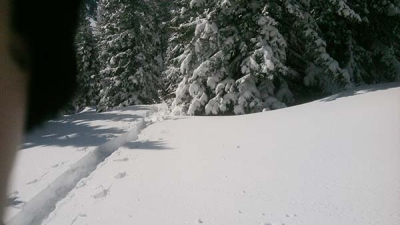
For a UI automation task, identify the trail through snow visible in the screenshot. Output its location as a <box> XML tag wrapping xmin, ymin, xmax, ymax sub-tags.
<box><xmin>5</xmin><ymin>83</ymin><xmax>400</xmax><ymax>225</ymax></box>
<box><xmin>5</xmin><ymin>105</ymin><xmax>165</xmax><ymax>224</ymax></box>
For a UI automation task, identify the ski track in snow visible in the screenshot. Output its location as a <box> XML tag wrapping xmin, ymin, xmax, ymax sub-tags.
<box><xmin>39</xmin><ymin>83</ymin><xmax>400</xmax><ymax>225</ymax></box>
<box><xmin>6</xmin><ymin>120</ymin><xmax>146</xmax><ymax>225</ymax></box>
<box><xmin>5</xmin><ymin>84</ymin><xmax>400</xmax><ymax>225</ymax></box>
<box><xmin>5</xmin><ymin>105</ymin><xmax>167</xmax><ymax>225</ymax></box>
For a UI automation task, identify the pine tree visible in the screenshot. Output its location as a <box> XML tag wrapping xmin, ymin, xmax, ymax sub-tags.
<box><xmin>96</xmin><ymin>0</ymin><xmax>161</xmax><ymax>110</ymax></box>
<box><xmin>162</xmin><ymin>0</ymin><xmax>201</xmax><ymax>102</ymax></box>
<box><xmin>73</xmin><ymin>0</ymin><xmax>399</xmax><ymax>114</ymax></box>
<box><xmin>217</xmin><ymin>0</ymin><xmax>292</xmax><ymax>114</ymax></box>
<box><xmin>167</xmin><ymin>0</ymin><xmax>292</xmax><ymax>116</ymax></box>
<box><xmin>73</xmin><ymin>4</ymin><xmax>100</xmax><ymax>111</ymax></box>
<box><xmin>309</xmin><ymin>0</ymin><xmax>400</xmax><ymax>84</ymax></box>
<box><xmin>267</xmin><ymin>0</ymin><xmax>353</xmax><ymax>94</ymax></box>
<box><xmin>273</xmin><ymin>0</ymin><xmax>400</xmax><ymax>95</ymax></box>
<box><xmin>353</xmin><ymin>0</ymin><xmax>400</xmax><ymax>82</ymax></box>
<box><xmin>131</xmin><ymin>0</ymin><xmax>163</xmax><ymax>104</ymax></box>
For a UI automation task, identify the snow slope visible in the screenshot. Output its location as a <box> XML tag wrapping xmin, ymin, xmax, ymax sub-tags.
<box><xmin>4</xmin><ymin>106</ymin><xmax>161</xmax><ymax>223</ymax></box>
<box><xmin>6</xmin><ymin>83</ymin><xmax>400</xmax><ymax>225</ymax></box>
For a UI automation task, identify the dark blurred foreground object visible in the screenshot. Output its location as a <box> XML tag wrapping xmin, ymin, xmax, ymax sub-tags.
<box><xmin>10</xmin><ymin>0</ymin><xmax>83</xmax><ymax>132</ymax></box>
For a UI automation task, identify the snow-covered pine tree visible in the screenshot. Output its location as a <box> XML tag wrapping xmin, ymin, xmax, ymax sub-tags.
<box><xmin>152</xmin><ymin>0</ymin><xmax>172</xmax><ymax>62</ymax></box>
<box><xmin>169</xmin><ymin>0</ymin><xmax>221</xmax><ymax>115</ymax></box>
<box><xmin>273</xmin><ymin>0</ymin><xmax>399</xmax><ymax>95</ymax></box>
<box><xmin>268</xmin><ymin>0</ymin><xmax>353</xmax><ymax>94</ymax></box>
<box><xmin>168</xmin><ymin>0</ymin><xmax>293</xmax><ymax>116</ymax></box>
<box><xmin>162</xmin><ymin>0</ymin><xmax>202</xmax><ymax>103</ymax></box>
<box><xmin>96</xmin><ymin>0</ymin><xmax>161</xmax><ymax>110</ymax></box>
<box><xmin>73</xmin><ymin>4</ymin><xmax>100</xmax><ymax>111</ymax></box>
<box><xmin>308</xmin><ymin>0</ymin><xmax>400</xmax><ymax>85</ymax></box>
<box><xmin>219</xmin><ymin>0</ymin><xmax>292</xmax><ymax>114</ymax></box>
<box><xmin>73</xmin><ymin>0</ymin><xmax>398</xmax><ymax>113</ymax></box>
<box><xmin>131</xmin><ymin>0</ymin><xmax>163</xmax><ymax>104</ymax></box>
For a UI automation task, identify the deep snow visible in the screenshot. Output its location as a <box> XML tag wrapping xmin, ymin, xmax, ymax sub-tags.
<box><xmin>5</xmin><ymin>83</ymin><xmax>400</xmax><ymax>225</ymax></box>
<box><xmin>4</xmin><ymin>105</ymin><xmax>160</xmax><ymax>223</ymax></box>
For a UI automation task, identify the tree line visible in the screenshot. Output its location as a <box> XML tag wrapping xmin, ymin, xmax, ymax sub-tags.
<box><xmin>73</xmin><ymin>0</ymin><xmax>400</xmax><ymax>115</ymax></box>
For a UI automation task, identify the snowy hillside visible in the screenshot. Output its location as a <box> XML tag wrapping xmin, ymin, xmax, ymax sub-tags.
<box><xmin>5</xmin><ymin>83</ymin><xmax>400</xmax><ymax>225</ymax></box>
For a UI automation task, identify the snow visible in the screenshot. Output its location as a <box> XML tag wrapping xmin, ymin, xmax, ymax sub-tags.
<box><xmin>180</xmin><ymin>52</ymin><xmax>193</xmax><ymax>75</ymax></box>
<box><xmin>5</xmin><ymin>83</ymin><xmax>400</xmax><ymax>225</ymax></box>
<box><xmin>89</xmin><ymin>18</ymin><xmax>97</xmax><ymax>28</ymax></box>
<box><xmin>4</xmin><ymin>106</ymin><xmax>161</xmax><ymax>224</ymax></box>
<box><xmin>190</xmin><ymin>0</ymin><xmax>206</xmax><ymax>8</ymax></box>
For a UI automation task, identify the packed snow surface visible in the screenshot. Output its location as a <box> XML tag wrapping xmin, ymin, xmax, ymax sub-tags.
<box><xmin>5</xmin><ymin>83</ymin><xmax>400</xmax><ymax>225</ymax></box>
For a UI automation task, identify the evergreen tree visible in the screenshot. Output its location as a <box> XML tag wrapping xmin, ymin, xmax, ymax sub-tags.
<box><xmin>73</xmin><ymin>4</ymin><xmax>100</xmax><ymax>111</ymax></box>
<box><xmin>96</xmin><ymin>0</ymin><xmax>161</xmax><ymax>110</ymax></box>
<box><xmin>162</xmin><ymin>0</ymin><xmax>201</xmax><ymax>102</ymax></box>
<box><xmin>349</xmin><ymin>0</ymin><xmax>400</xmax><ymax>83</ymax></box>
<box><xmin>72</xmin><ymin>0</ymin><xmax>399</xmax><ymax>114</ymax></box>
<box><xmin>168</xmin><ymin>0</ymin><xmax>292</xmax><ymax>116</ymax></box>
<box><xmin>273</xmin><ymin>0</ymin><xmax>400</xmax><ymax>94</ymax></box>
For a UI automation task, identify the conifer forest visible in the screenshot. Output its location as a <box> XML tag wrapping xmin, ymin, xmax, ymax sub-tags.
<box><xmin>74</xmin><ymin>0</ymin><xmax>400</xmax><ymax>115</ymax></box>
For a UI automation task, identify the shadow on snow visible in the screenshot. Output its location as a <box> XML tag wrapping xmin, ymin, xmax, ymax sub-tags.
<box><xmin>21</xmin><ymin>110</ymin><xmax>143</xmax><ymax>150</ymax></box>
<box><xmin>320</xmin><ymin>82</ymin><xmax>400</xmax><ymax>102</ymax></box>
<box><xmin>5</xmin><ymin>196</ymin><xmax>25</xmax><ymax>208</ymax></box>
<box><xmin>123</xmin><ymin>140</ymin><xmax>172</xmax><ymax>151</ymax></box>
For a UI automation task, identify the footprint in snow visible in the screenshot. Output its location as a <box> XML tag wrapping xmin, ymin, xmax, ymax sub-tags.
<box><xmin>26</xmin><ymin>172</ymin><xmax>48</xmax><ymax>185</ymax></box>
<box><xmin>92</xmin><ymin>185</ymin><xmax>112</xmax><ymax>199</ymax></box>
<box><xmin>5</xmin><ymin>196</ymin><xmax>25</xmax><ymax>208</ymax></box>
<box><xmin>113</xmin><ymin>157</ymin><xmax>129</xmax><ymax>162</ymax></box>
<box><xmin>77</xmin><ymin>147</ymin><xmax>88</xmax><ymax>152</ymax></box>
<box><xmin>70</xmin><ymin>213</ymin><xmax>87</xmax><ymax>225</ymax></box>
<box><xmin>51</xmin><ymin>161</ymin><xmax>66</xmax><ymax>168</ymax></box>
<box><xmin>114</xmin><ymin>172</ymin><xmax>127</xmax><ymax>179</ymax></box>
<box><xmin>26</xmin><ymin>179</ymin><xmax>39</xmax><ymax>185</ymax></box>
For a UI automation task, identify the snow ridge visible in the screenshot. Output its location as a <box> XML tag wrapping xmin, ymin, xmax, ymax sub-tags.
<box><xmin>6</xmin><ymin>120</ymin><xmax>147</xmax><ymax>225</ymax></box>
